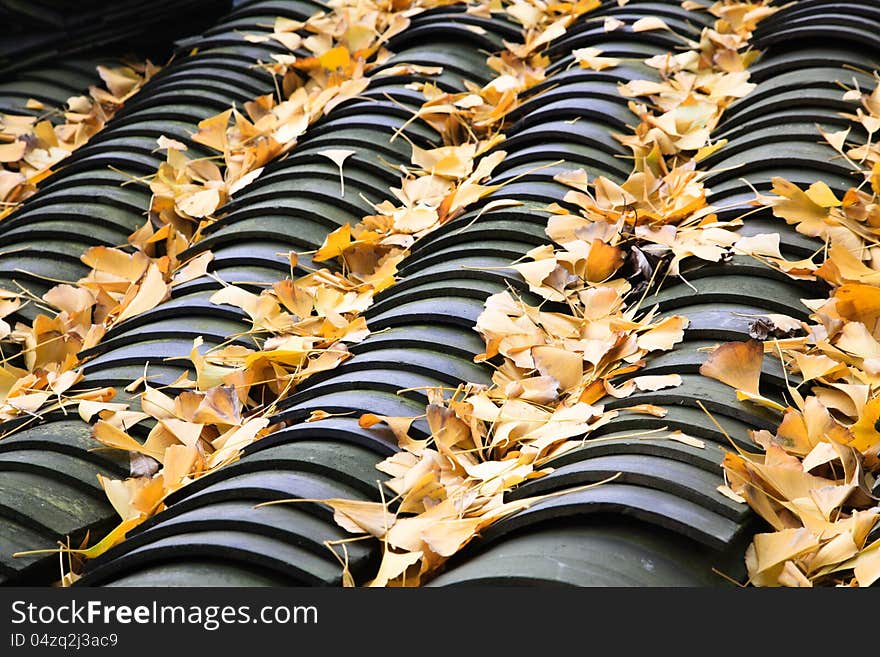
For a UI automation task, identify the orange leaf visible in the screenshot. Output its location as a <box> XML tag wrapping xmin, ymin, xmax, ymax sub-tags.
<box><xmin>0</xmin><ymin>140</ymin><xmax>26</xmax><ymax>163</ymax></box>
<box><xmin>191</xmin><ymin>109</ymin><xmax>232</xmax><ymax>152</ymax></box>
<box><xmin>114</xmin><ymin>263</ymin><xmax>169</xmax><ymax>324</ymax></box>
<box><xmin>318</xmin><ymin>46</ymin><xmax>351</xmax><ymax>70</ymax></box>
<box><xmin>699</xmin><ymin>340</ymin><xmax>763</xmax><ymax>395</ymax></box>
<box><xmin>314</xmin><ymin>223</ymin><xmax>352</xmax><ymax>262</ymax></box>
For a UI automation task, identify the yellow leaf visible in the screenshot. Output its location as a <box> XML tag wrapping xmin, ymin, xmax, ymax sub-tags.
<box><xmin>189</xmin><ymin>337</ymin><xmax>236</xmax><ymax>391</ymax></box>
<box><xmin>768</xmin><ymin>177</ymin><xmax>831</xmax><ymax>229</ymax></box>
<box><xmin>189</xmin><ymin>385</ymin><xmax>242</xmax><ymax>426</ymax></box>
<box><xmin>532</xmin><ymin>345</ymin><xmax>583</xmax><ymax>391</ymax></box>
<box><xmin>391</xmin><ymin>206</ymin><xmax>438</xmax><ymax>234</ymax></box>
<box><xmin>208</xmin><ymin>417</ymin><xmax>270</xmax><ymax>468</ymax></box>
<box><xmin>411</xmin><ymin>144</ymin><xmax>475</xmax><ymax>179</ymax></box>
<box><xmin>849</xmin><ymin>397</ymin><xmax>880</xmax><ymax>452</ymax></box>
<box><xmin>325</xmin><ymin>499</ymin><xmax>394</xmax><ymax>537</ymax></box>
<box><xmin>572</xmin><ymin>47</ymin><xmax>621</xmax><ymax>71</ymax></box>
<box><xmin>717</xmin><ymin>484</ymin><xmax>746</xmax><ymax>503</ymax></box>
<box><xmin>159</xmin><ymin>418</ymin><xmax>204</xmax><ymax>448</ymax></box>
<box><xmin>314</xmin><ymin>223</ymin><xmax>352</xmax><ymax>262</ymax></box>
<box><xmin>191</xmin><ymin>109</ymin><xmax>232</xmax><ymax>153</ymax></box>
<box><xmin>156</xmin><ymin>135</ymin><xmax>187</xmax><ymax>151</ymax></box>
<box><xmin>14</xmin><ymin>516</ymin><xmax>145</xmax><ymax>561</ymax></box>
<box><xmin>141</xmin><ymin>384</ymin><xmax>176</xmax><ymax>420</ymax></box>
<box><xmin>699</xmin><ymin>340</ymin><xmax>763</xmax><ymax>396</ymax></box>
<box><xmin>78</xmin><ymin>400</ymin><xmax>129</xmax><ymax>422</ymax></box>
<box><xmin>804</xmin><ymin>181</ymin><xmax>841</xmax><ymax>208</ymax></box>
<box><xmin>835</xmin><ymin>284</ymin><xmax>880</xmax><ymax>329</ymax></box>
<box><xmin>853</xmin><ymin>540</ymin><xmax>880</xmax><ymax>587</ymax></box>
<box><xmin>421</xmin><ymin>517</ymin><xmax>483</xmax><ymax>557</ymax></box>
<box><xmin>792</xmin><ymin>352</ymin><xmax>845</xmax><ymax>383</ymax></box>
<box><xmin>631</xmin><ymin>373</ymin><xmax>682</xmax><ymax>391</ymax></box>
<box><xmin>619</xmin><ymin>403</ymin><xmax>668</xmax><ymax>417</ymax></box>
<box><xmin>632</xmin><ymin>16</ymin><xmax>670</xmax><ymax>32</ymax></box>
<box><xmin>637</xmin><ymin>315</ymin><xmax>688</xmax><ymax>351</ymax></box>
<box><xmin>173</xmin><ymin>251</ymin><xmax>213</xmax><ymax>285</ymax></box>
<box><xmin>175</xmin><ymin>187</ymin><xmax>221</xmax><ymax>218</ymax></box>
<box><xmin>81</xmin><ymin>246</ymin><xmax>149</xmax><ymax>282</ymax></box>
<box><xmin>734</xmin><ymin>389</ymin><xmax>787</xmax><ymax>412</ymax></box>
<box><xmin>317</xmin><ymin>149</ymin><xmax>355</xmax><ymax>196</ymax></box>
<box><xmin>162</xmin><ymin>444</ymin><xmax>200</xmax><ymax>490</ymax></box>
<box><xmin>93</xmin><ymin>420</ymin><xmax>163</xmax><ymax>460</ymax></box>
<box><xmin>778</xmin><ymin>561</ymin><xmax>812</xmax><ymax>587</ymax></box>
<box><xmin>752</xmin><ymin>528</ymin><xmax>819</xmax><ymax>574</ymax></box>
<box><xmin>318</xmin><ymin>46</ymin><xmax>351</xmax><ymax>70</ymax></box>
<box><xmin>808</xmin><ymin>530</ymin><xmax>858</xmax><ymax>573</ymax></box>
<box><xmin>367</xmin><ymin>549</ymin><xmax>423</xmax><ymax>587</ymax></box>
<box><xmin>694</xmin><ymin>139</ymin><xmax>727</xmax><ymax>162</ymax></box>
<box><xmin>604</xmin><ymin>16</ymin><xmax>624</xmax><ymax>31</ymax></box>
<box><xmin>228</xmin><ymin>166</ymin><xmax>264</xmax><ymax>196</ymax></box>
<box><xmin>114</xmin><ymin>263</ymin><xmax>169</xmax><ymax>324</ymax></box>
<box><xmin>97</xmin><ymin>65</ymin><xmax>141</xmax><ymax>98</ymax></box>
<box><xmin>0</xmin><ymin>140</ymin><xmax>26</xmax><ymax>163</ymax></box>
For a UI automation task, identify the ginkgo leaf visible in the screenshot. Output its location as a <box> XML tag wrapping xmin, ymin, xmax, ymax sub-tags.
<box><xmin>631</xmin><ymin>373</ymin><xmax>682</xmax><ymax>391</ymax></box>
<box><xmin>604</xmin><ymin>16</ymin><xmax>624</xmax><ymax>31</ymax></box>
<box><xmin>572</xmin><ymin>47</ymin><xmax>621</xmax><ymax>71</ymax></box>
<box><xmin>752</xmin><ymin>528</ymin><xmax>820</xmax><ymax>574</ymax></box>
<box><xmin>209</xmin><ymin>417</ymin><xmax>269</xmax><ymax>468</ymax></box>
<box><xmin>532</xmin><ymin>345</ymin><xmax>583</xmax><ymax>391</ymax></box>
<box><xmin>93</xmin><ymin>420</ymin><xmax>163</xmax><ymax>461</ymax></box>
<box><xmin>632</xmin><ymin>16</ymin><xmax>670</xmax><ymax>32</ymax></box>
<box><xmin>314</xmin><ymin>223</ymin><xmax>352</xmax><ymax>262</ymax></box>
<box><xmin>81</xmin><ymin>246</ymin><xmax>149</xmax><ymax>282</ymax></box>
<box><xmin>272</xmin><ymin>31</ymin><xmax>302</xmax><ymax>51</ymax></box>
<box><xmin>159</xmin><ymin>418</ymin><xmax>204</xmax><ymax>448</ymax></box>
<box><xmin>97</xmin><ymin>65</ymin><xmax>142</xmax><ymax>98</ymax></box>
<box><xmin>156</xmin><ymin>135</ymin><xmax>187</xmax><ymax>151</ymax></box>
<box><xmin>699</xmin><ymin>340</ymin><xmax>763</xmax><ymax>396</ymax></box>
<box><xmin>317</xmin><ymin>149</ymin><xmax>355</xmax><ymax>196</ymax></box>
<box><xmin>717</xmin><ymin>484</ymin><xmax>746</xmax><ymax>504</ymax></box>
<box><xmin>318</xmin><ymin>46</ymin><xmax>351</xmax><ymax>70</ymax></box>
<box><xmin>78</xmin><ymin>400</ymin><xmax>129</xmax><ymax>422</ymax></box>
<box><xmin>849</xmin><ymin>397</ymin><xmax>880</xmax><ymax>452</ymax></box>
<box><xmin>792</xmin><ymin>352</ymin><xmax>845</xmax><ymax>383</ymax></box>
<box><xmin>853</xmin><ymin>541</ymin><xmax>880</xmax><ymax>587</ymax></box>
<box><xmin>637</xmin><ymin>315</ymin><xmax>688</xmax><ymax>351</ymax></box>
<box><xmin>619</xmin><ymin>404</ymin><xmax>668</xmax><ymax>417</ymax></box>
<box><xmin>114</xmin><ymin>263</ymin><xmax>168</xmax><ymax>325</ymax></box>
<box><xmin>421</xmin><ymin>517</ymin><xmax>483</xmax><ymax>557</ymax></box>
<box><xmin>0</xmin><ymin>141</ymin><xmax>26</xmax><ymax>162</ymax></box>
<box><xmin>175</xmin><ymin>187</ymin><xmax>221</xmax><ymax>218</ymax></box>
<box><xmin>324</xmin><ymin>499</ymin><xmax>394</xmax><ymax>537</ymax></box>
<box><xmin>411</xmin><ymin>144</ymin><xmax>475</xmax><ymax>178</ymax></box>
<box><xmin>172</xmin><ymin>251</ymin><xmax>213</xmax><ymax>285</ymax></box>
<box><xmin>228</xmin><ymin>166</ymin><xmax>264</xmax><ymax>196</ymax></box>
<box><xmin>162</xmin><ymin>444</ymin><xmax>200</xmax><ymax>490</ymax></box>
<box><xmin>191</xmin><ymin>109</ymin><xmax>232</xmax><ymax>152</ymax></box>
<box><xmin>367</xmin><ymin>549</ymin><xmax>424</xmax><ymax>587</ymax></box>
<box><xmin>666</xmin><ymin>431</ymin><xmax>705</xmax><ymax>449</ymax></box>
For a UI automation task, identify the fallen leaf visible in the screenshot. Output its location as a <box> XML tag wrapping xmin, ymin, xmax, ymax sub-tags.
<box><xmin>317</xmin><ymin>149</ymin><xmax>356</xmax><ymax>196</ymax></box>
<box><xmin>699</xmin><ymin>340</ymin><xmax>763</xmax><ymax>396</ymax></box>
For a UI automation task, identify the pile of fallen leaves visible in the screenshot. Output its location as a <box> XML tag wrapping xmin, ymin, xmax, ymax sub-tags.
<box><xmin>0</xmin><ymin>61</ymin><xmax>158</xmax><ymax>221</ymax></box>
<box><xmin>706</xmin><ymin>78</ymin><xmax>880</xmax><ymax>587</ymax></box>
<box><xmin>0</xmin><ymin>61</ymin><xmax>161</xmax><ymax>427</ymax></box>
<box><xmin>7</xmin><ymin>0</ymin><xmax>568</xmax><ymax>577</ymax></box>
<box><xmin>291</xmin><ymin>0</ymin><xmax>794</xmax><ymax>586</ymax></box>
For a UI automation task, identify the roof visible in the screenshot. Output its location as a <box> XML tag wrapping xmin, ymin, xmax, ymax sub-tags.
<box><xmin>1</xmin><ymin>0</ymin><xmax>879</xmax><ymax>587</ymax></box>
